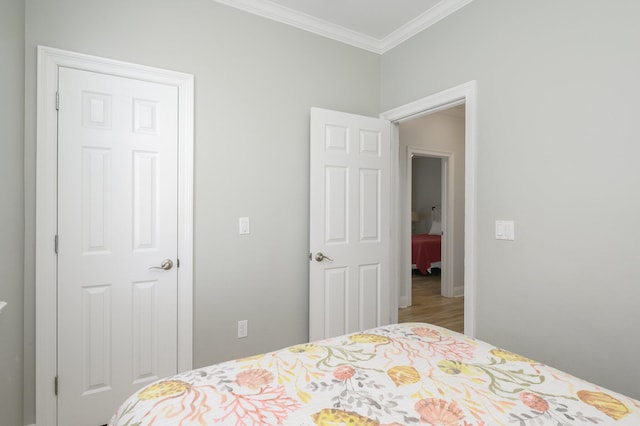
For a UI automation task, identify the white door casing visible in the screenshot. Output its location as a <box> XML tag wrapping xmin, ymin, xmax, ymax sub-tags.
<box><xmin>405</xmin><ymin>148</ymin><xmax>456</xmax><ymax>308</ymax></box>
<box><xmin>36</xmin><ymin>46</ymin><xmax>194</xmax><ymax>426</ymax></box>
<box><xmin>57</xmin><ymin>67</ymin><xmax>179</xmax><ymax>425</ymax></box>
<box><xmin>382</xmin><ymin>80</ymin><xmax>477</xmax><ymax>336</ymax></box>
<box><xmin>309</xmin><ymin>108</ymin><xmax>391</xmax><ymax>341</ymax></box>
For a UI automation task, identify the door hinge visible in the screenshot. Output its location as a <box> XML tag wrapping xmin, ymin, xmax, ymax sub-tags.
<box><xmin>54</xmin><ymin>234</ymin><xmax>59</xmax><ymax>254</ymax></box>
<box><xmin>55</xmin><ymin>91</ymin><xmax>59</xmax><ymax>110</ymax></box>
<box><xmin>54</xmin><ymin>376</ymin><xmax>58</xmax><ymax>396</ymax></box>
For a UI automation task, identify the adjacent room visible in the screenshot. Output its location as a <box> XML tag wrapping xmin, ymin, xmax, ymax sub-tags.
<box><xmin>2</xmin><ymin>0</ymin><xmax>640</xmax><ymax>425</ymax></box>
<box><xmin>398</xmin><ymin>105</ymin><xmax>466</xmax><ymax>332</ymax></box>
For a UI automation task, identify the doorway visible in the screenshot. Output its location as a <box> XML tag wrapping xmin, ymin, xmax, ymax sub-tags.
<box><xmin>382</xmin><ymin>81</ymin><xmax>477</xmax><ymax>336</ymax></box>
<box><xmin>397</xmin><ymin>106</ymin><xmax>465</xmax><ymax>332</ymax></box>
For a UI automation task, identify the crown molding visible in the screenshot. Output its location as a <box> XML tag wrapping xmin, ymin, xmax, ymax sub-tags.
<box><xmin>380</xmin><ymin>0</ymin><xmax>475</xmax><ymax>52</ymax></box>
<box><xmin>213</xmin><ymin>0</ymin><xmax>383</xmax><ymax>53</ymax></box>
<box><xmin>213</xmin><ymin>0</ymin><xmax>475</xmax><ymax>54</ymax></box>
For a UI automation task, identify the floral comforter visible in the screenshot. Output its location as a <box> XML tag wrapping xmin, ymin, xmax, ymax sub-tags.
<box><xmin>110</xmin><ymin>323</ymin><xmax>640</xmax><ymax>425</ymax></box>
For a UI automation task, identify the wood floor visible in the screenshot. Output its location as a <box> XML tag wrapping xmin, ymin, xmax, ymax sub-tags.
<box><xmin>398</xmin><ymin>270</ymin><xmax>464</xmax><ymax>333</ymax></box>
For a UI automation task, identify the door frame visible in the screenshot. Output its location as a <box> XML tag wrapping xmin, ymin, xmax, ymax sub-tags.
<box><xmin>381</xmin><ymin>80</ymin><xmax>477</xmax><ymax>336</ymax></box>
<box><xmin>35</xmin><ymin>46</ymin><xmax>194</xmax><ymax>426</ymax></box>
<box><xmin>405</xmin><ymin>148</ymin><xmax>455</xmax><ymax>305</ymax></box>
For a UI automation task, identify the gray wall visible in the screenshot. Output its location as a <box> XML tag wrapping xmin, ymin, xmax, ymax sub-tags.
<box><xmin>23</xmin><ymin>0</ymin><xmax>379</xmax><ymax>423</ymax></box>
<box><xmin>0</xmin><ymin>1</ymin><xmax>25</xmax><ymax>425</ymax></box>
<box><xmin>382</xmin><ymin>0</ymin><xmax>640</xmax><ymax>398</ymax></box>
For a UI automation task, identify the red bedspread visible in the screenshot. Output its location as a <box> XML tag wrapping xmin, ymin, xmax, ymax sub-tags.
<box><xmin>412</xmin><ymin>233</ymin><xmax>441</xmax><ymax>274</ymax></box>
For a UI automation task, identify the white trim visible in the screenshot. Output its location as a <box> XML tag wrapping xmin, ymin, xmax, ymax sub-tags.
<box><xmin>388</xmin><ymin>124</ymin><xmax>400</xmax><ymax>324</ymax></box>
<box><xmin>380</xmin><ymin>0</ymin><xmax>475</xmax><ymax>52</ymax></box>
<box><xmin>381</xmin><ymin>80</ymin><xmax>477</xmax><ymax>337</ymax></box>
<box><xmin>35</xmin><ymin>46</ymin><xmax>194</xmax><ymax>426</ymax></box>
<box><xmin>214</xmin><ymin>0</ymin><xmax>381</xmax><ymax>53</ymax></box>
<box><xmin>212</xmin><ymin>0</ymin><xmax>475</xmax><ymax>54</ymax></box>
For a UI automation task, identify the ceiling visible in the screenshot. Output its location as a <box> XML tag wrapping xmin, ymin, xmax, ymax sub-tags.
<box><xmin>213</xmin><ymin>0</ymin><xmax>474</xmax><ymax>54</ymax></box>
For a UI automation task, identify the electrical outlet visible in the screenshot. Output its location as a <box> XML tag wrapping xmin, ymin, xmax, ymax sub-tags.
<box><xmin>237</xmin><ymin>320</ymin><xmax>248</xmax><ymax>338</ymax></box>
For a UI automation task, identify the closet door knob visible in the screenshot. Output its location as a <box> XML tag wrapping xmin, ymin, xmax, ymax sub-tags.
<box><xmin>149</xmin><ymin>259</ymin><xmax>173</xmax><ymax>270</ymax></box>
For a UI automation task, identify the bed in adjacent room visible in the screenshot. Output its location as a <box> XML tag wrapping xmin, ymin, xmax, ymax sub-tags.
<box><xmin>109</xmin><ymin>323</ymin><xmax>640</xmax><ymax>425</ymax></box>
<box><xmin>412</xmin><ymin>206</ymin><xmax>443</xmax><ymax>275</ymax></box>
<box><xmin>411</xmin><ymin>233</ymin><xmax>441</xmax><ymax>275</ymax></box>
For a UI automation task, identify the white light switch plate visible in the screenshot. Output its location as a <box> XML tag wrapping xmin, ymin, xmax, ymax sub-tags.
<box><xmin>237</xmin><ymin>320</ymin><xmax>248</xmax><ymax>338</ymax></box>
<box><xmin>495</xmin><ymin>220</ymin><xmax>515</xmax><ymax>240</ymax></box>
<box><xmin>239</xmin><ymin>217</ymin><xmax>250</xmax><ymax>235</ymax></box>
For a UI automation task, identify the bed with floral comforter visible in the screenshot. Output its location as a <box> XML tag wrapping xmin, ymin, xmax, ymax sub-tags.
<box><xmin>109</xmin><ymin>323</ymin><xmax>640</xmax><ymax>425</ymax></box>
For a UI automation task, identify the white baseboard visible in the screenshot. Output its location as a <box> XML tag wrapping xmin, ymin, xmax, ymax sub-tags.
<box><xmin>453</xmin><ymin>285</ymin><xmax>464</xmax><ymax>298</ymax></box>
<box><xmin>398</xmin><ymin>295</ymin><xmax>410</xmax><ymax>309</ymax></box>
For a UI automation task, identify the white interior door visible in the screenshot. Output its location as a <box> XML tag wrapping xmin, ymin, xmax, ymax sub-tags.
<box><xmin>309</xmin><ymin>108</ymin><xmax>391</xmax><ymax>341</ymax></box>
<box><xmin>57</xmin><ymin>66</ymin><xmax>179</xmax><ymax>425</ymax></box>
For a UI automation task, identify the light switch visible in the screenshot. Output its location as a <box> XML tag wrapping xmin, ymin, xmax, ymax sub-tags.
<box><xmin>495</xmin><ymin>220</ymin><xmax>515</xmax><ymax>241</ymax></box>
<box><xmin>239</xmin><ymin>217</ymin><xmax>250</xmax><ymax>235</ymax></box>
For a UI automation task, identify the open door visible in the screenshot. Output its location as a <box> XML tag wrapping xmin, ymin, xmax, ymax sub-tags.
<box><xmin>309</xmin><ymin>108</ymin><xmax>391</xmax><ymax>341</ymax></box>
